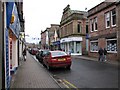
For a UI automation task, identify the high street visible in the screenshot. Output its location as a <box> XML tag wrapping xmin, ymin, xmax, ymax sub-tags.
<box><xmin>49</xmin><ymin>57</ymin><xmax>118</xmax><ymax>88</ymax></box>
<box><xmin>10</xmin><ymin>50</ymin><xmax>119</xmax><ymax>89</ymax></box>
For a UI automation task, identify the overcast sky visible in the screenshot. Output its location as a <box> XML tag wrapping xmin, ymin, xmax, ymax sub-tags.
<box><xmin>23</xmin><ymin>0</ymin><xmax>105</xmax><ymax>44</ymax></box>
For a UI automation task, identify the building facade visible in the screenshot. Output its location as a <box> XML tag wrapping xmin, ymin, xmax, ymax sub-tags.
<box><xmin>60</xmin><ymin>5</ymin><xmax>88</xmax><ymax>55</ymax></box>
<box><xmin>41</xmin><ymin>29</ymin><xmax>49</xmax><ymax>49</ymax></box>
<box><xmin>116</xmin><ymin>2</ymin><xmax>120</xmax><ymax>61</ymax></box>
<box><xmin>15</xmin><ymin>2</ymin><xmax>25</xmax><ymax>61</ymax></box>
<box><xmin>48</xmin><ymin>24</ymin><xmax>60</xmax><ymax>50</ymax></box>
<box><xmin>0</xmin><ymin>2</ymin><xmax>23</xmax><ymax>89</ymax></box>
<box><xmin>88</xmin><ymin>2</ymin><xmax>118</xmax><ymax>61</ymax></box>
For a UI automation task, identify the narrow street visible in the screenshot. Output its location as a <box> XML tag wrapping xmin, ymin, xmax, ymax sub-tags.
<box><xmin>1</xmin><ymin>1</ymin><xmax>120</xmax><ymax>89</ymax></box>
<box><xmin>48</xmin><ymin>57</ymin><xmax>118</xmax><ymax>88</ymax></box>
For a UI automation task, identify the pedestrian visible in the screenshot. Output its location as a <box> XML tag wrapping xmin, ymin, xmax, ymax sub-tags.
<box><xmin>103</xmin><ymin>48</ymin><xmax>107</xmax><ymax>61</ymax></box>
<box><xmin>23</xmin><ymin>48</ymin><xmax>27</xmax><ymax>61</ymax></box>
<box><xmin>98</xmin><ymin>47</ymin><xmax>104</xmax><ymax>61</ymax></box>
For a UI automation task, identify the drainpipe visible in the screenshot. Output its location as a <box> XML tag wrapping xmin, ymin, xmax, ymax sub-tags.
<box><xmin>0</xmin><ymin>1</ymin><xmax>5</xmax><ymax>89</ymax></box>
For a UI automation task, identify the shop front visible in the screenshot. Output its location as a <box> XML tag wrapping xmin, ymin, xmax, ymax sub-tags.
<box><xmin>60</xmin><ymin>37</ymin><xmax>83</xmax><ymax>55</ymax></box>
<box><xmin>52</xmin><ymin>41</ymin><xmax>60</xmax><ymax>50</ymax></box>
<box><xmin>9</xmin><ymin>30</ymin><xmax>18</xmax><ymax>75</ymax></box>
<box><xmin>8</xmin><ymin>3</ymin><xmax>20</xmax><ymax>75</ymax></box>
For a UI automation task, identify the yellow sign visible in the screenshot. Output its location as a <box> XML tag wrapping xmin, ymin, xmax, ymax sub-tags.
<box><xmin>10</xmin><ymin>14</ymin><xmax>15</xmax><ymax>24</ymax></box>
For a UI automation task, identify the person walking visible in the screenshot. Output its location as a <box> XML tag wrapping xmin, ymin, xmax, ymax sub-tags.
<box><xmin>103</xmin><ymin>48</ymin><xmax>107</xmax><ymax>61</ymax></box>
<box><xmin>98</xmin><ymin>47</ymin><xmax>104</xmax><ymax>61</ymax></box>
<box><xmin>23</xmin><ymin>48</ymin><xmax>27</xmax><ymax>61</ymax></box>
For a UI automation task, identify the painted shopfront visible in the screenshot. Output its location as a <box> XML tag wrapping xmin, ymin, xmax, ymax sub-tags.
<box><xmin>6</xmin><ymin>2</ymin><xmax>20</xmax><ymax>88</ymax></box>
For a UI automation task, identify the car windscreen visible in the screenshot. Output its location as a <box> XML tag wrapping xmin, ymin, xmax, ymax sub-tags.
<box><xmin>51</xmin><ymin>51</ymin><xmax>67</xmax><ymax>57</ymax></box>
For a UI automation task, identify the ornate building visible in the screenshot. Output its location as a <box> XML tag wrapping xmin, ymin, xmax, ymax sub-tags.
<box><xmin>60</xmin><ymin>5</ymin><xmax>88</xmax><ymax>55</ymax></box>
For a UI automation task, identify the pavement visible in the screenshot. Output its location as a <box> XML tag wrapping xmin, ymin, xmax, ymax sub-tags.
<box><xmin>72</xmin><ymin>55</ymin><xmax>119</xmax><ymax>66</ymax></box>
<box><xmin>10</xmin><ymin>52</ymin><xmax>62</xmax><ymax>88</ymax></box>
<box><xmin>10</xmin><ymin>52</ymin><xmax>119</xmax><ymax>89</ymax></box>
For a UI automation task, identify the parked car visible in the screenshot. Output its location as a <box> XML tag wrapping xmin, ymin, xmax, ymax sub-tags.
<box><xmin>28</xmin><ymin>48</ymin><xmax>32</xmax><ymax>54</ymax></box>
<box><xmin>36</xmin><ymin>49</ymin><xmax>49</xmax><ymax>63</ymax></box>
<box><xmin>31</xmin><ymin>48</ymin><xmax>38</xmax><ymax>55</ymax></box>
<box><xmin>42</xmin><ymin>50</ymin><xmax>72</xmax><ymax>70</ymax></box>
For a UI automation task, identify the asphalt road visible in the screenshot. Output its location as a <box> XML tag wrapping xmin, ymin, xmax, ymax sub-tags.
<box><xmin>48</xmin><ymin>57</ymin><xmax>118</xmax><ymax>88</ymax></box>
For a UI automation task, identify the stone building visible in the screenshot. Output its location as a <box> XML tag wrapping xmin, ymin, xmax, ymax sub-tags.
<box><xmin>41</xmin><ymin>28</ymin><xmax>49</xmax><ymax>49</ymax></box>
<box><xmin>60</xmin><ymin>5</ymin><xmax>88</xmax><ymax>55</ymax></box>
<box><xmin>116</xmin><ymin>1</ymin><xmax>120</xmax><ymax>61</ymax></box>
<box><xmin>48</xmin><ymin>24</ymin><xmax>60</xmax><ymax>50</ymax></box>
<box><xmin>88</xmin><ymin>2</ymin><xmax>118</xmax><ymax>61</ymax></box>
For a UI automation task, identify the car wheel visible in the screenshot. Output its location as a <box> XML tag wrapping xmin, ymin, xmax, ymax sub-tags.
<box><xmin>47</xmin><ymin>65</ymin><xmax>52</xmax><ymax>71</ymax></box>
<box><xmin>66</xmin><ymin>65</ymin><xmax>71</xmax><ymax>70</ymax></box>
<box><xmin>43</xmin><ymin>63</ymin><xmax>46</xmax><ymax>67</ymax></box>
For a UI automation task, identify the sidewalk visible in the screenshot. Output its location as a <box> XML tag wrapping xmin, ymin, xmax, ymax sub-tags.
<box><xmin>10</xmin><ymin>53</ymin><xmax>61</xmax><ymax>88</ymax></box>
<box><xmin>72</xmin><ymin>55</ymin><xmax>119</xmax><ymax>66</ymax></box>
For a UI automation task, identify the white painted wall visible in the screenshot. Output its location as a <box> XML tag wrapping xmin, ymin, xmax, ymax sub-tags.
<box><xmin>19</xmin><ymin>41</ymin><xmax>22</xmax><ymax>58</ymax></box>
<box><xmin>12</xmin><ymin>39</ymin><xmax>18</xmax><ymax>70</ymax></box>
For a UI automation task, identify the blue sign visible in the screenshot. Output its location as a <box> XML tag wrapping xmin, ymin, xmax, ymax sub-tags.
<box><xmin>53</xmin><ymin>41</ymin><xmax>60</xmax><ymax>45</ymax></box>
<box><xmin>6</xmin><ymin>2</ymin><xmax>14</xmax><ymax>28</ymax></box>
<box><xmin>86</xmin><ymin>34</ymin><xmax>89</xmax><ymax>39</ymax></box>
<box><xmin>9</xmin><ymin>3</ymin><xmax>20</xmax><ymax>38</ymax></box>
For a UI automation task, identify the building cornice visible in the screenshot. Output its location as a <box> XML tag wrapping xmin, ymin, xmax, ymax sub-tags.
<box><xmin>60</xmin><ymin>13</ymin><xmax>87</xmax><ymax>26</ymax></box>
<box><xmin>88</xmin><ymin>2</ymin><xmax>116</xmax><ymax>17</ymax></box>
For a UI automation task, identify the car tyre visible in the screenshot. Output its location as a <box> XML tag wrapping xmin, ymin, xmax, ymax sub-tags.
<box><xmin>66</xmin><ymin>65</ymin><xmax>71</xmax><ymax>70</ymax></box>
<box><xmin>43</xmin><ymin>63</ymin><xmax>46</xmax><ymax>67</ymax></box>
<box><xmin>47</xmin><ymin>65</ymin><xmax>52</xmax><ymax>71</ymax></box>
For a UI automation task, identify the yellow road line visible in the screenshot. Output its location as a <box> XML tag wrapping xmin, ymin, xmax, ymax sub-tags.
<box><xmin>62</xmin><ymin>82</ymin><xmax>70</xmax><ymax>88</ymax></box>
<box><xmin>63</xmin><ymin>79</ymin><xmax>79</xmax><ymax>90</ymax></box>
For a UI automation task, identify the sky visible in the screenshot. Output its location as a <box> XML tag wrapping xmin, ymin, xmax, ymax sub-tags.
<box><xmin>23</xmin><ymin>0</ymin><xmax>105</xmax><ymax>44</ymax></box>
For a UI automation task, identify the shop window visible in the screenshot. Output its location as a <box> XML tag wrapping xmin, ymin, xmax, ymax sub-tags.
<box><xmin>76</xmin><ymin>42</ymin><xmax>80</xmax><ymax>53</ymax></box>
<box><xmin>111</xmin><ymin>9</ymin><xmax>116</xmax><ymax>27</ymax></box>
<box><xmin>107</xmin><ymin>39</ymin><xmax>117</xmax><ymax>53</ymax></box>
<box><xmin>90</xmin><ymin>40</ymin><xmax>98</xmax><ymax>52</ymax></box>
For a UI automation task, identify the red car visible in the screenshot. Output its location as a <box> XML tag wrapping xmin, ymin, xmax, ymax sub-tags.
<box><xmin>31</xmin><ymin>48</ymin><xmax>38</xmax><ymax>55</ymax></box>
<box><xmin>42</xmin><ymin>50</ymin><xmax>72</xmax><ymax>70</ymax></box>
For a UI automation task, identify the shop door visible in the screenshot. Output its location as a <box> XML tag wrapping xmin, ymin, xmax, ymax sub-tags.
<box><xmin>76</xmin><ymin>42</ymin><xmax>81</xmax><ymax>54</ymax></box>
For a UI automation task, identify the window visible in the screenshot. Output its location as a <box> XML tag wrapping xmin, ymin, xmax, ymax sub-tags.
<box><xmin>111</xmin><ymin>9</ymin><xmax>116</xmax><ymax>26</ymax></box>
<box><xmin>94</xmin><ymin>17</ymin><xmax>97</xmax><ymax>31</ymax></box>
<box><xmin>105</xmin><ymin>12</ymin><xmax>110</xmax><ymax>28</ymax></box>
<box><xmin>77</xmin><ymin>22</ymin><xmax>81</xmax><ymax>33</ymax></box>
<box><xmin>107</xmin><ymin>39</ymin><xmax>117</xmax><ymax>52</ymax></box>
<box><xmin>90</xmin><ymin>19</ymin><xmax>94</xmax><ymax>32</ymax></box>
<box><xmin>90</xmin><ymin>40</ymin><xmax>98</xmax><ymax>52</ymax></box>
<box><xmin>90</xmin><ymin>17</ymin><xmax>97</xmax><ymax>32</ymax></box>
<box><xmin>86</xmin><ymin>25</ymin><xmax>88</xmax><ymax>33</ymax></box>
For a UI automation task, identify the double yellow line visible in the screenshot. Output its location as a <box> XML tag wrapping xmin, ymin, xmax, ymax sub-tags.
<box><xmin>62</xmin><ymin>79</ymin><xmax>79</xmax><ymax>90</ymax></box>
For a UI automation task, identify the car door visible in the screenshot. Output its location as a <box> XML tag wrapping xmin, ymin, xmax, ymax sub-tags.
<box><xmin>45</xmin><ymin>52</ymin><xmax>51</xmax><ymax>65</ymax></box>
<box><xmin>42</xmin><ymin>51</ymin><xmax>49</xmax><ymax>66</ymax></box>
